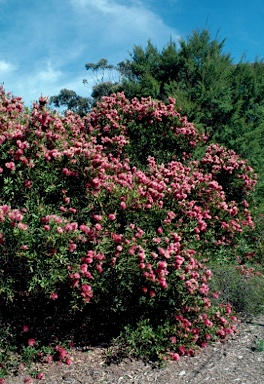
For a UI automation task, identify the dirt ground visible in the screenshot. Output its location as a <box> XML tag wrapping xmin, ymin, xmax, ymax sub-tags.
<box><xmin>5</xmin><ymin>314</ymin><xmax>264</xmax><ymax>384</ymax></box>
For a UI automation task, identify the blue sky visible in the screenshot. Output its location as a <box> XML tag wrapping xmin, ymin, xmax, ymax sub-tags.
<box><xmin>0</xmin><ymin>0</ymin><xmax>264</xmax><ymax>106</ymax></box>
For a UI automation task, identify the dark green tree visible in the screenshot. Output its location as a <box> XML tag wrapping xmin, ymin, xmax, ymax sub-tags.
<box><xmin>169</xmin><ymin>30</ymin><xmax>233</xmax><ymax>138</ymax></box>
<box><xmin>117</xmin><ymin>40</ymin><xmax>161</xmax><ymax>99</ymax></box>
<box><xmin>49</xmin><ymin>88</ymin><xmax>91</xmax><ymax>116</ymax></box>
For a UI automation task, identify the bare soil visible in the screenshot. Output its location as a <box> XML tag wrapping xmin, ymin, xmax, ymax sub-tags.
<box><xmin>5</xmin><ymin>314</ymin><xmax>264</xmax><ymax>384</ymax></box>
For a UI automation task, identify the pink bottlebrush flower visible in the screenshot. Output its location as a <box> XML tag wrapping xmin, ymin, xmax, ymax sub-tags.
<box><xmin>186</xmin><ymin>278</ymin><xmax>199</xmax><ymax>292</ymax></box>
<box><xmin>81</xmin><ymin>284</ymin><xmax>92</xmax><ymax>292</ymax></box>
<box><xmin>21</xmin><ymin>245</ymin><xmax>28</xmax><ymax>250</ymax></box>
<box><xmin>17</xmin><ymin>222</ymin><xmax>28</xmax><ymax>230</ymax></box>
<box><xmin>84</xmin><ymin>271</ymin><xmax>93</xmax><ymax>279</ymax></box>
<box><xmin>187</xmin><ymin>349</ymin><xmax>195</xmax><ymax>357</ymax></box>
<box><xmin>65</xmin><ymin>358</ymin><xmax>73</xmax><ymax>365</ymax></box>
<box><xmin>95</xmin><ymin>252</ymin><xmax>106</xmax><ymax>261</ymax></box>
<box><xmin>63</xmin><ymin>197</ymin><xmax>70</xmax><ymax>204</ymax></box>
<box><xmin>108</xmin><ymin>213</ymin><xmax>116</xmax><ymax>221</ymax></box>
<box><xmin>57</xmin><ymin>226</ymin><xmax>64</xmax><ymax>234</ymax></box>
<box><xmin>128</xmin><ymin>246</ymin><xmax>136</xmax><ymax>255</ymax></box>
<box><xmin>24</xmin><ymin>180</ymin><xmax>33</xmax><ymax>188</ymax></box>
<box><xmin>178</xmin><ymin>346</ymin><xmax>186</xmax><ymax>356</ymax></box>
<box><xmin>22</xmin><ymin>325</ymin><xmax>30</xmax><ymax>333</ymax></box>
<box><xmin>120</xmin><ymin>201</ymin><xmax>126</xmax><ymax>209</ymax></box>
<box><xmin>28</xmin><ymin>338</ymin><xmax>36</xmax><ymax>347</ymax></box>
<box><xmin>69</xmin><ymin>207</ymin><xmax>77</xmax><ymax>213</ymax></box>
<box><xmin>142</xmin><ymin>287</ymin><xmax>148</xmax><ymax>294</ymax></box>
<box><xmin>225</xmin><ymin>303</ymin><xmax>232</xmax><ymax>316</ymax></box>
<box><xmin>50</xmin><ymin>292</ymin><xmax>58</xmax><ymax>300</ymax></box>
<box><xmin>219</xmin><ymin>317</ymin><xmax>227</xmax><ymax>325</ymax></box>
<box><xmin>71</xmin><ymin>278</ymin><xmax>79</xmax><ymax>288</ymax></box>
<box><xmin>93</xmin><ymin>214</ymin><xmax>102</xmax><ymax>221</ymax></box>
<box><xmin>139</xmin><ymin>262</ymin><xmax>145</xmax><ymax>269</ymax></box>
<box><xmin>96</xmin><ymin>263</ymin><xmax>103</xmax><ymax>273</ymax></box>
<box><xmin>95</xmin><ymin>223</ymin><xmax>102</xmax><ymax>231</ymax></box>
<box><xmin>217</xmin><ymin>327</ymin><xmax>226</xmax><ymax>337</ymax></box>
<box><xmin>79</xmin><ymin>224</ymin><xmax>90</xmax><ymax>234</ymax></box>
<box><xmin>84</xmin><ymin>257</ymin><xmax>93</xmax><ymax>264</ymax></box>
<box><xmin>62</xmin><ymin>168</ymin><xmax>70</xmax><ymax>176</ymax></box>
<box><xmin>55</xmin><ymin>345</ymin><xmax>68</xmax><ymax>360</ymax></box>
<box><xmin>69</xmin><ymin>243</ymin><xmax>77</xmax><ymax>252</ymax></box>
<box><xmin>64</xmin><ymin>222</ymin><xmax>78</xmax><ymax>231</ymax></box>
<box><xmin>170</xmin><ymin>352</ymin><xmax>180</xmax><ymax>361</ymax></box>
<box><xmin>212</xmin><ymin>291</ymin><xmax>220</xmax><ymax>299</ymax></box>
<box><xmin>5</xmin><ymin>162</ymin><xmax>16</xmax><ymax>171</ymax></box>
<box><xmin>157</xmin><ymin>261</ymin><xmax>167</xmax><ymax>269</ymax></box>
<box><xmin>204</xmin><ymin>268</ymin><xmax>212</xmax><ymax>277</ymax></box>
<box><xmin>43</xmin><ymin>225</ymin><xmax>50</xmax><ymax>231</ymax></box>
<box><xmin>135</xmin><ymin>227</ymin><xmax>145</xmax><ymax>238</ymax></box>
<box><xmin>199</xmin><ymin>283</ymin><xmax>209</xmax><ymax>295</ymax></box>
<box><xmin>8</xmin><ymin>209</ymin><xmax>23</xmax><ymax>221</ymax></box>
<box><xmin>203</xmin><ymin>297</ymin><xmax>211</xmax><ymax>307</ymax></box>
<box><xmin>36</xmin><ymin>372</ymin><xmax>44</xmax><ymax>380</ymax></box>
<box><xmin>80</xmin><ymin>264</ymin><xmax>88</xmax><ymax>273</ymax></box>
<box><xmin>203</xmin><ymin>318</ymin><xmax>213</xmax><ymax>328</ymax></box>
<box><xmin>72</xmin><ymin>272</ymin><xmax>80</xmax><ymax>279</ymax></box>
<box><xmin>159</xmin><ymin>278</ymin><xmax>168</xmax><ymax>289</ymax></box>
<box><xmin>112</xmin><ymin>233</ymin><xmax>123</xmax><ymax>242</ymax></box>
<box><xmin>44</xmin><ymin>355</ymin><xmax>53</xmax><ymax>364</ymax></box>
<box><xmin>170</xmin><ymin>336</ymin><xmax>177</xmax><ymax>344</ymax></box>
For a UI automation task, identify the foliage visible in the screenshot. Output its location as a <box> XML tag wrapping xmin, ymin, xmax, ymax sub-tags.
<box><xmin>117</xmin><ymin>31</ymin><xmax>234</xmax><ymax>139</ymax></box>
<box><xmin>49</xmin><ymin>88</ymin><xmax>91</xmax><ymax>116</ymax></box>
<box><xmin>49</xmin><ymin>31</ymin><xmax>264</xmax><ymax>201</ymax></box>
<box><xmin>255</xmin><ymin>339</ymin><xmax>264</xmax><ymax>352</ymax></box>
<box><xmin>208</xmin><ymin>263</ymin><xmax>264</xmax><ymax>317</ymax></box>
<box><xmin>0</xmin><ymin>87</ymin><xmax>261</xmax><ymax>379</ymax></box>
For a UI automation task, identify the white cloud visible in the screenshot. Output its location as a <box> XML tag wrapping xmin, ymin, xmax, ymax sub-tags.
<box><xmin>2</xmin><ymin>61</ymin><xmax>63</xmax><ymax>104</ymax></box>
<box><xmin>0</xmin><ymin>60</ymin><xmax>16</xmax><ymax>74</ymax></box>
<box><xmin>22</xmin><ymin>63</ymin><xmax>65</xmax><ymax>102</ymax></box>
<box><xmin>37</xmin><ymin>62</ymin><xmax>63</xmax><ymax>83</ymax></box>
<box><xmin>80</xmin><ymin>0</ymin><xmax>117</xmax><ymax>14</ymax></box>
<box><xmin>70</xmin><ymin>0</ymin><xmax>180</xmax><ymax>48</ymax></box>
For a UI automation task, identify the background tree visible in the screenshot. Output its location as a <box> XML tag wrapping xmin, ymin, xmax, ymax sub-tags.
<box><xmin>117</xmin><ymin>40</ymin><xmax>161</xmax><ymax>99</ymax></box>
<box><xmin>84</xmin><ymin>58</ymin><xmax>121</xmax><ymax>105</ymax></box>
<box><xmin>49</xmin><ymin>88</ymin><xmax>91</xmax><ymax>116</ymax></box>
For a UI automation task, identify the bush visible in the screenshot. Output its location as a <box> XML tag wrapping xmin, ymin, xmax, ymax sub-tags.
<box><xmin>208</xmin><ymin>263</ymin><xmax>264</xmax><ymax>318</ymax></box>
<box><xmin>0</xmin><ymin>88</ymin><xmax>260</xmax><ymax>377</ymax></box>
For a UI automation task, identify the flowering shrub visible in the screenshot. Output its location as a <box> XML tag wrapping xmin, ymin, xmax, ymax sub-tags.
<box><xmin>0</xmin><ymin>87</ymin><xmax>258</xmax><ymax>375</ymax></box>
